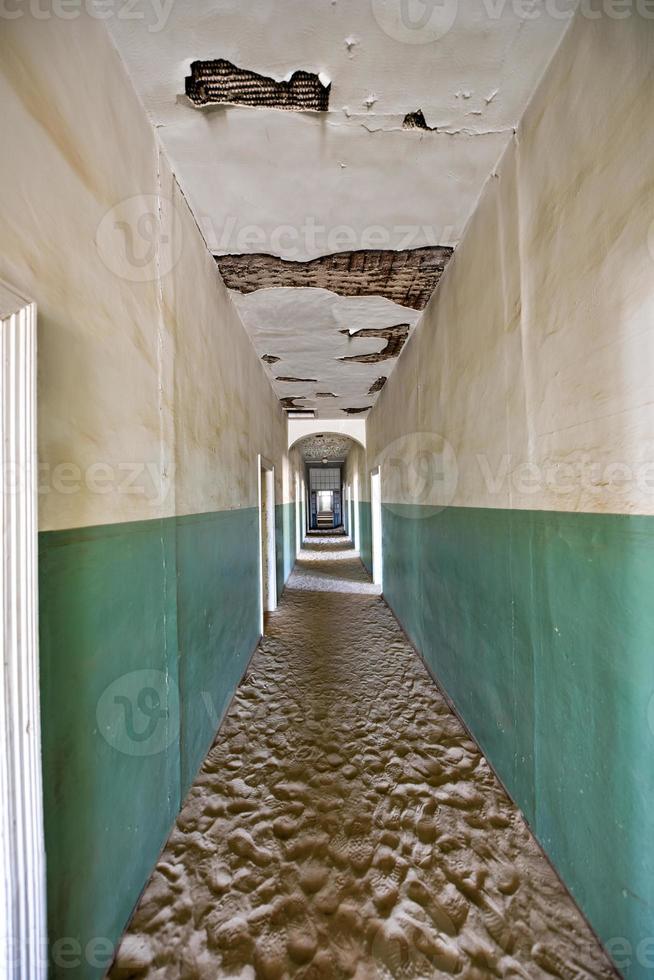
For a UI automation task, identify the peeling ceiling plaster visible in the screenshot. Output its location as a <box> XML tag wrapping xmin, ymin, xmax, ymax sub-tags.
<box><xmin>230</xmin><ymin>288</ymin><xmax>420</xmax><ymax>417</ymax></box>
<box><xmin>215</xmin><ymin>247</ymin><xmax>452</xmax><ymax>310</ymax></box>
<box><xmin>185</xmin><ymin>59</ymin><xmax>330</xmax><ymax>111</ymax></box>
<box><xmin>106</xmin><ymin>3</ymin><xmax>574</xmax><ymax>418</ymax></box>
<box><xmin>296</xmin><ymin>434</ymin><xmax>354</xmax><ymax>463</ymax></box>
<box><xmin>107</xmin><ymin>2</ymin><xmax>574</xmax><ymax>258</ymax></box>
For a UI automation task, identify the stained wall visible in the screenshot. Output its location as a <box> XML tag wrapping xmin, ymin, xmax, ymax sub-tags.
<box><xmin>0</xmin><ymin>14</ymin><xmax>298</xmax><ymax>976</ymax></box>
<box><xmin>367</xmin><ymin>11</ymin><xmax>654</xmax><ymax>976</ymax></box>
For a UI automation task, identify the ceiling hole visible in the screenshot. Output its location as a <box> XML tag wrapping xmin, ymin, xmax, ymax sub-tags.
<box><xmin>403</xmin><ymin>109</ymin><xmax>436</xmax><ymax>131</ymax></box>
<box><xmin>216</xmin><ymin>246</ymin><xmax>453</xmax><ymax>310</ymax></box>
<box><xmin>186</xmin><ymin>59</ymin><xmax>330</xmax><ymax>111</ymax></box>
<box><xmin>339</xmin><ymin>324</ymin><xmax>409</xmax><ymax>363</ymax></box>
<box><xmin>280</xmin><ymin>396</ymin><xmax>310</xmax><ymax>410</ymax></box>
<box><xmin>368</xmin><ymin>376</ymin><xmax>387</xmax><ymax>394</ymax></box>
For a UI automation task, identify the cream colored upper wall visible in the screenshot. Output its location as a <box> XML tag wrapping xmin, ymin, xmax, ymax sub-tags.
<box><xmin>344</xmin><ymin>442</ymin><xmax>369</xmax><ymax>505</ymax></box>
<box><xmin>161</xmin><ymin>156</ymin><xmax>289</xmax><ymax>517</ymax></box>
<box><xmin>0</xmin><ymin>15</ymin><xmax>290</xmax><ymax>531</ymax></box>
<box><xmin>368</xmin><ymin>9</ymin><xmax>654</xmax><ymax>517</ymax></box>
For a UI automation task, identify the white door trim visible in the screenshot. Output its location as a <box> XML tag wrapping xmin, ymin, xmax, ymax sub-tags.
<box><xmin>257</xmin><ymin>455</ymin><xmax>277</xmax><ymax>635</ymax></box>
<box><xmin>0</xmin><ymin>280</ymin><xmax>47</xmax><ymax>979</ymax></box>
<box><xmin>370</xmin><ymin>466</ymin><xmax>383</xmax><ymax>588</ymax></box>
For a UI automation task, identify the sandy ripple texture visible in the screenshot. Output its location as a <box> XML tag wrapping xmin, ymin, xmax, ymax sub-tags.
<box><xmin>109</xmin><ymin>535</ymin><xmax>616</xmax><ymax>980</ymax></box>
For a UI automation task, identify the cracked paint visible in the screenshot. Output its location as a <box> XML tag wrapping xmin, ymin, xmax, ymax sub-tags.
<box><xmin>231</xmin><ymin>288</ymin><xmax>420</xmax><ymax>419</ymax></box>
<box><xmin>106</xmin><ymin>1</ymin><xmax>576</xmax><ymax>424</ymax></box>
<box><xmin>340</xmin><ymin>325</ymin><xmax>409</xmax><ymax>364</ymax></box>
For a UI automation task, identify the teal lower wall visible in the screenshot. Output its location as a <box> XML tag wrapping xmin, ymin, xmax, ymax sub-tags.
<box><xmin>39</xmin><ymin>504</ymin><xmax>279</xmax><ymax>978</ymax></box>
<box><xmin>275</xmin><ymin>501</ymin><xmax>297</xmax><ymax>595</ymax></box>
<box><xmin>175</xmin><ymin>509</ymin><xmax>261</xmax><ymax>796</ymax></box>
<box><xmin>382</xmin><ymin>503</ymin><xmax>654</xmax><ymax>978</ymax></box>
<box><xmin>359</xmin><ymin>500</ymin><xmax>372</xmax><ymax>573</ymax></box>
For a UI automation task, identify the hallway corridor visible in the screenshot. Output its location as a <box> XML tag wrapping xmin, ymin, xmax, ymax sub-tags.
<box><xmin>110</xmin><ymin>537</ymin><xmax>613</xmax><ymax>980</ymax></box>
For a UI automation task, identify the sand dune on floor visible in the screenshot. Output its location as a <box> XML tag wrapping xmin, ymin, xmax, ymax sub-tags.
<box><xmin>109</xmin><ymin>538</ymin><xmax>615</xmax><ymax>980</ymax></box>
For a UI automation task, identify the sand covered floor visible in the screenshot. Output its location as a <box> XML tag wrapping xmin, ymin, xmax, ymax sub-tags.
<box><xmin>110</xmin><ymin>536</ymin><xmax>615</xmax><ymax>979</ymax></box>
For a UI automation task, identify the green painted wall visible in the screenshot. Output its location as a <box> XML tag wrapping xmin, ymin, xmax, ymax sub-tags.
<box><xmin>176</xmin><ymin>509</ymin><xmax>261</xmax><ymax>796</ymax></box>
<box><xmin>39</xmin><ymin>504</ymin><xmax>295</xmax><ymax>978</ymax></box>
<box><xmin>381</xmin><ymin>503</ymin><xmax>654</xmax><ymax>977</ymax></box>
<box><xmin>359</xmin><ymin>500</ymin><xmax>372</xmax><ymax>574</ymax></box>
<box><xmin>275</xmin><ymin>502</ymin><xmax>297</xmax><ymax>596</ymax></box>
<box><xmin>40</xmin><ymin>518</ymin><xmax>181</xmax><ymax>979</ymax></box>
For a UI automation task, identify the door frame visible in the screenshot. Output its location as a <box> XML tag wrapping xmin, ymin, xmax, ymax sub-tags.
<box><xmin>0</xmin><ymin>280</ymin><xmax>47</xmax><ymax>979</ymax></box>
<box><xmin>257</xmin><ymin>455</ymin><xmax>277</xmax><ymax>634</ymax></box>
<box><xmin>294</xmin><ymin>472</ymin><xmax>302</xmax><ymax>557</ymax></box>
<box><xmin>370</xmin><ymin>466</ymin><xmax>383</xmax><ymax>588</ymax></box>
<box><xmin>352</xmin><ymin>471</ymin><xmax>360</xmax><ymax>552</ymax></box>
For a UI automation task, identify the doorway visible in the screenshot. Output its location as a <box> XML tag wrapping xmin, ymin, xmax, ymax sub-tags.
<box><xmin>258</xmin><ymin>456</ymin><xmax>277</xmax><ymax>634</ymax></box>
<box><xmin>309</xmin><ymin>466</ymin><xmax>341</xmax><ymax>531</ymax></box>
<box><xmin>371</xmin><ymin>467</ymin><xmax>383</xmax><ymax>588</ymax></box>
<box><xmin>352</xmin><ymin>471</ymin><xmax>360</xmax><ymax>552</ymax></box>
<box><xmin>316</xmin><ymin>490</ymin><xmax>334</xmax><ymax>529</ymax></box>
<box><xmin>294</xmin><ymin>472</ymin><xmax>302</xmax><ymax>556</ymax></box>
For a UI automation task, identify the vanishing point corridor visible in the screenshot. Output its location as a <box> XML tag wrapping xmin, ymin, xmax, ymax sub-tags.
<box><xmin>110</xmin><ymin>536</ymin><xmax>613</xmax><ymax>980</ymax></box>
<box><xmin>3</xmin><ymin>8</ymin><xmax>653</xmax><ymax>979</ymax></box>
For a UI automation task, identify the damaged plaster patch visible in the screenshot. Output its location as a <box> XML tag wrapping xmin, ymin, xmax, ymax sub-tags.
<box><xmin>262</xmin><ymin>354</ymin><xmax>280</xmax><ymax>364</ymax></box>
<box><xmin>297</xmin><ymin>434</ymin><xmax>353</xmax><ymax>461</ymax></box>
<box><xmin>185</xmin><ymin>59</ymin><xmax>330</xmax><ymax>111</ymax></box>
<box><xmin>216</xmin><ymin>247</ymin><xmax>452</xmax><ymax>311</ymax></box>
<box><xmin>343</xmin><ymin>406</ymin><xmax>372</xmax><ymax>415</ymax></box>
<box><xmin>280</xmin><ymin>396</ymin><xmax>309</xmax><ymax>411</ymax></box>
<box><xmin>368</xmin><ymin>376</ymin><xmax>387</xmax><ymax>394</ymax></box>
<box><xmin>230</xmin><ymin>288</ymin><xmax>420</xmax><ymax>418</ymax></box>
<box><xmin>340</xmin><ymin>324</ymin><xmax>409</xmax><ymax>363</ymax></box>
<box><xmin>403</xmin><ymin>110</ymin><xmax>437</xmax><ymax>131</ymax></box>
<box><xmin>277</xmin><ymin>376</ymin><xmax>318</xmax><ymax>383</ymax></box>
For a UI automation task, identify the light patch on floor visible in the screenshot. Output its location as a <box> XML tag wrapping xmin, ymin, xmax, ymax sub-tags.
<box><xmin>109</xmin><ymin>537</ymin><xmax>615</xmax><ymax>979</ymax></box>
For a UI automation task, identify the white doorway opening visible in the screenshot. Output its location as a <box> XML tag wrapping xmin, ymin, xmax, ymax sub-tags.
<box><xmin>294</xmin><ymin>472</ymin><xmax>302</xmax><ymax>557</ymax></box>
<box><xmin>0</xmin><ymin>281</ymin><xmax>47</xmax><ymax>979</ymax></box>
<box><xmin>257</xmin><ymin>456</ymin><xmax>277</xmax><ymax>634</ymax></box>
<box><xmin>343</xmin><ymin>483</ymin><xmax>350</xmax><ymax>538</ymax></box>
<box><xmin>300</xmin><ymin>480</ymin><xmax>307</xmax><ymax>543</ymax></box>
<box><xmin>352</xmin><ymin>471</ymin><xmax>360</xmax><ymax>552</ymax></box>
<box><xmin>371</xmin><ymin>467</ymin><xmax>383</xmax><ymax>588</ymax></box>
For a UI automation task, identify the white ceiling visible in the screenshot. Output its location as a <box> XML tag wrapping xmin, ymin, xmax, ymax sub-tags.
<box><xmin>107</xmin><ymin>1</ymin><xmax>574</xmax><ymax>417</ymax></box>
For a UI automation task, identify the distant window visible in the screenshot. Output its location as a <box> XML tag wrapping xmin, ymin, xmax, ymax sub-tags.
<box><xmin>309</xmin><ymin>467</ymin><xmax>340</xmax><ymax>491</ymax></box>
